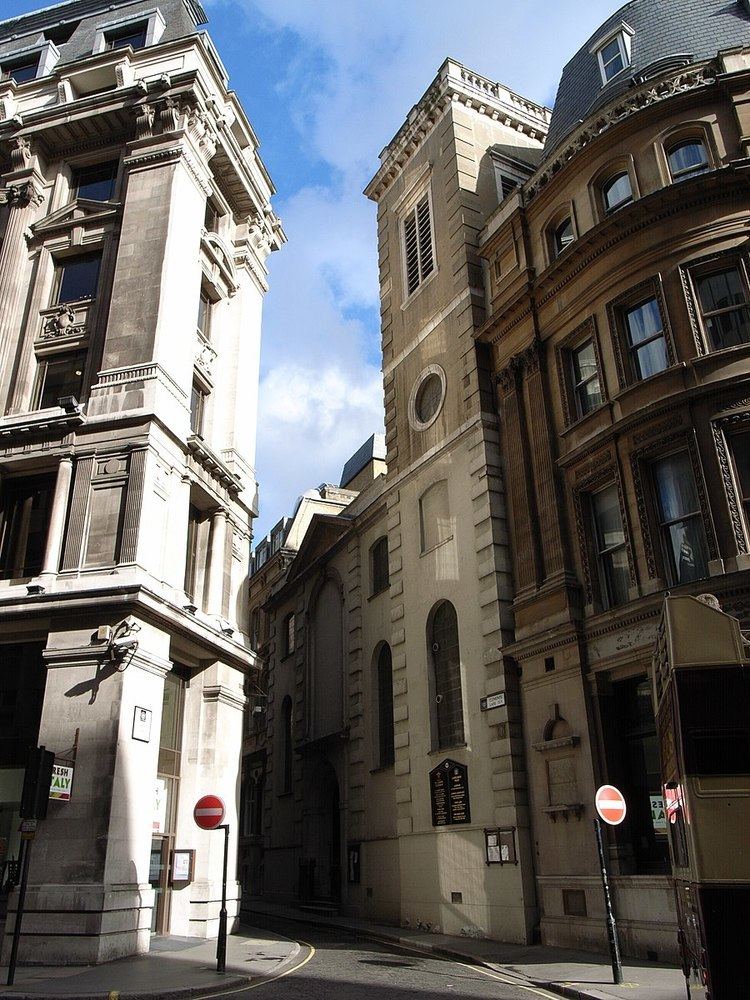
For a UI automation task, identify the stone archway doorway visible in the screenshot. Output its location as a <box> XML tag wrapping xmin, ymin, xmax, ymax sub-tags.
<box><xmin>301</xmin><ymin>759</ymin><xmax>341</xmax><ymax>903</ymax></box>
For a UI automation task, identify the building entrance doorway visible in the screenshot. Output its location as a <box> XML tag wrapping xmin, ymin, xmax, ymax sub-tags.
<box><xmin>301</xmin><ymin>760</ymin><xmax>340</xmax><ymax>902</ymax></box>
<box><xmin>151</xmin><ymin>668</ymin><xmax>187</xmax><ymax>933</ymax></box>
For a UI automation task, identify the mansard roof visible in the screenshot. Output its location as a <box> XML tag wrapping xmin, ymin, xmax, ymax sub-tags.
<box><xmin>544</xmin><ymin>0</ymin><xmax>750</xmax><ymax>157</ymax></box>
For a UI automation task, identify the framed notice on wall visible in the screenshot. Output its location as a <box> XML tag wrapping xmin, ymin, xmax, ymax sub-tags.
<box><xmin>171</xmin><ymin>849</ymin><xmax>195</xmax><ymax>886</ymax></box>
<box><xmin>132</xmin><ymin>706</ymin><xmax>152</xmax><ymax>742</ymax></box>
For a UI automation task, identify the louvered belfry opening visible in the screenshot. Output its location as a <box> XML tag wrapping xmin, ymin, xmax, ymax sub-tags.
<box><xmin>403</xmin><ymin>193</ymin><xmax>434</xmax><ymax>295</ymax></box>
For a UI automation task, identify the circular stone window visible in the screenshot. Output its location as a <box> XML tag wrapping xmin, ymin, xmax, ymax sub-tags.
<box><xmin>408</xmin><ymin>365</ymin><xmax>446</xmax><ymax>431</ymax></box>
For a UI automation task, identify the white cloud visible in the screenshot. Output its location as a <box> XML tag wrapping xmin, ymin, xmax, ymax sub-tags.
<box><xmin>204</xmin><ymin>0</ymin><xmax>620</xmax><ymax>538</ymax></box>
<box><xmin>256</xmin><ymin>362</ymin><xmax>383</xmax><ymax>529</ymax></box>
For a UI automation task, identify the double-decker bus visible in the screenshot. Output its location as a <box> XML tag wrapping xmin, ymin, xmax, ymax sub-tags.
<box><xmin>652</xmin><ymin>595</ymin><xmax>750</xmax><ymax>999</ymax></box>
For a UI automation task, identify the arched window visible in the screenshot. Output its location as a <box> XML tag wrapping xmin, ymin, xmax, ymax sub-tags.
<box><xmin>601</xmin><ymin>171</ymin><xmax>632</xmax><ymax>214</ymax></box>
<box><xmin>429</xmin><ymin>601</ymin><xmax>464</xmax><ymax>749</ymax></box>
<box><xmin>312</xmin><ymin>577</ymin><xmax>344</xmax><ymax>738</ymax></box>
<box><xmin>280</xmin><ymin>696</ymin><xmax>293</xmax><ymax>794</ymax></box>
<box><xmin>551</xmin><ymin>216</ymin><xmax>575</xmax><ymax>259</ymax></box>
<box><xmin>666</xmin><ymin>138</ymin><xmax>709</xmax><ymax>182</ymax></box>
<box><xmin>419</xmin><ymin>480</ymin><xmax>451</xmax><ymax>553</ymax></box>
<box><xmin>370</xmin><ymin>536</ymin><xmax>389</xmax><ymax>596</ymax></box>
<box><xmin>375</xmin><ymin>643</ymin><xmax>394</xmax><ymax>768</ymax></box>
<box><xmin>283</xmin><ymin>611</ymin><xmax>296</xmax><ymax>657</ymax></box>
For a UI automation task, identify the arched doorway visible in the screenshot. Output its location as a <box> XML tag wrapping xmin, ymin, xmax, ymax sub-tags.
<box><xmin>301</xmin><ymin>760</ymin><xmax>341</xmax><ymax>903</ymax></box>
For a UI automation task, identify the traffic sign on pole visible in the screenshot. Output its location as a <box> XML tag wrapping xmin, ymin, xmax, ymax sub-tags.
<box><xmin>193</xmin><ymin>795</ymin><xmax>229</xmax><ymax>975</ymax></box>
<box><xmin>193</xmin><ymin>795</ymin><xmax>225</xmax><ymax>831</ymax></box>
<box><xmin>595</xmin><ymin>784</ymin><xmax>627</xmax><ymax>826</ymax></box>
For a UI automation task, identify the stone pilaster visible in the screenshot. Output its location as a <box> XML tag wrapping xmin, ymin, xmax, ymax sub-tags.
<box><xmin>0</xmin><ymin>140</ymin><xmax>46</xmax><ymax>412</ymax></box>
<box><xmin>496</xmin><ymin>364</ymin><xmax>541</xmax><ymax>592</ymax></box>
<box><xmin>522</xmin><ymin>342</ymin><xmax>566</xmax><ymax>580</ymax></box>
<box><xmin>206</xmin><ymin>507</ymin><xmax>228</xmax><ymax>617</ymax></box>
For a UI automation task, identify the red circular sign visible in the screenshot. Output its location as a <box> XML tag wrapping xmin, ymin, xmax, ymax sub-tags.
<box><xmin>595</xmin><ymin>784</ymin><xmax>627</xmax><ymax>826</ymax></box>
<box><xmin>193</xmin><ymin>794</ymin><xmax>225</xmax><ymax>830</ymax></box>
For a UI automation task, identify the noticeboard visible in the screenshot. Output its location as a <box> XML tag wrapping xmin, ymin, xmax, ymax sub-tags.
<box><xmin>429</xmin><ymin>759</ymin><xmax>470</xmax><ymax>827</ymax></box>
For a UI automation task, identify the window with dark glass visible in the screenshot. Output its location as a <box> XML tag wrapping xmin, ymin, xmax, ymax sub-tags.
<box><xmin>667</xmin><ymin>139</ymin><xmax>709</xmax><ymax>182</ymax></box>
<box><xmin>190</xmin><ymin>382</ymin><xmax>206</xmax><ymax>436</ymax></box>
<box><xmin>570</xmin><ymin>338</ymin><xmax>603</xmax><ymax>417</ymax></box>
<box><xmin>552</xmin><ymin>217</ymin><xmax>575</xmax><ymax>258</ymax></box>
<box><xmin>376</xmin><ymin>644</ymin><xmax>394</xmax><ymax>768</ymax></box>
<box><xmin>597</xmin><ymin>35</ymin><xmax>627</xmax><ymax>82</ymax></box>
<box><xmin>0</xmin><ymin>475</ymin><xmax>54</xmax><ymax>580</ymax></box>
<box><xmin>197</xmin><ymin>288</ymin><xmax>212</xmax><ymax>340</ymax></box>
<box><xmin>370</xmin><ymin>536</ymin><xmax>389</xmax><ymax>596</ymax></box>
<box><xmin>55</xmin><ymin>252</ymin><xmax>102</xmax><ymax>304</ymax></box>
<box><xmin>72</xmin><ymin>161</ymin><xmax>118</xmax><ymax>202</ymax></box>
<box><xmin>34</xmin><ymin>351</ymin><xmax>86</xmax><ymax>410</ymax></box>
<box><xmin>1</xmin><ymin>57</ymin><xmax>39</xmax><ymax>84</ymax></box>
<box><xmin>284</xmin><ymin>612</ymin><xmax>296</xmax><ymax>657</ymax></box>
<box><xmin>600</xmin><ymin>675</ymin><xmax>670</xmax><ymax>874</ymax></box>
<box><xmin>694</xmin><ymin>265</ymin><xmax>750</xmax><ymax>351</ymax></box>
<box><xmin>403</xmin><ymin>193</ymin><xmax>434</xmax><ymax>296</ymax></box>
<box><xmin>623</xmin><ymin>297</ymin><xmax>668</xmax><ymax>380</ymax></box>
<box><xmin>602</xmin><ymin>171</ymin><xmax>633</xmax><ymax>214</ymax></box>
<box><xmin>104</xmin><ymin>22</ymin><xmax>147</xmax><ymax>50</ymax></box>
<box><xmin>0</xmin><ymin>643</ymin><xmax>46</xmax><ymax>767</ymax></box>
<box><xmin>652</xmin><ymin>452</ymin><xmax>709</xmax><ymax>585</ymax></box>
<box><xmin>590</xmin><ymin>485</ymin><xmax>629</xmax><ymax>608</ymax></box>
<box><xmin>430</xmin><ymin>600</ymin><xmax>464</xmax><ymax>750</ymax></box>
<box><xmin>731</xmin><ymin>435</ymin><xmax>750</xmax><ymax>536</ymax></box>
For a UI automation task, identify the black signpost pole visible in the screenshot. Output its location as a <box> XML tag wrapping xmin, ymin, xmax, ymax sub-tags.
<box><xmin>216</xmin><ymin>824</ymin><xmax>229</xmax><ymax>974</ymax></box>
<box><xmin>6</xmin><ymin>837</ymin><xmax>32</xmax><ymax>986</ymax></box>
<box><xmin>594</xmin><ymin>818</ymin><xmax>623</xmax><ymax>985</ymax></box>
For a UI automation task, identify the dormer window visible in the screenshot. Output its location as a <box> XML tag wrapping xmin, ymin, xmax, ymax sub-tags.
<box><xmin>72</xmin><ymin>161</ymin><xmax>118</xmax><ymax>202</ymax></box>
<box><xmin>593</xmin><ymin>24</ymin><xmax>634</xmax><ymax>85</ymax></box>
<box><xmin>104</xmin><ymin>22</ymin><xmax>148</xmax><ymax>51</ymax></box>
<box><xmin>1</xmin><ymin>56</ymin><xmax>39</xmax><ymax>84</ymax></box>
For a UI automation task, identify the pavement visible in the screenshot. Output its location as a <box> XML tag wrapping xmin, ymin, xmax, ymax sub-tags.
<box><xmin>0</xmin><ymin>903</ymin><xmax>688</xmax><ymax>1000</ymax></box>
<box><xmin>0</xmin><ymin>927</ymin><xmax>300</xmax><ymax>1000</ymax></box>
<box><xmin>245</xmin><ymin>901</ymin><xmax>687</xmax><ymax>1000</ymax></box>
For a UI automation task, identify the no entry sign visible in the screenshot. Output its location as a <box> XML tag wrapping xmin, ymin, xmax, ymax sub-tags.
<box><xmin>595</xmin><ymin>784</ymin><xmax>627</xmax><ymax>826</ymax></box>
<box><xmin>193</xmin><ymin>794</ymin><xmax>225</xmax><ymax>830</ymax></box>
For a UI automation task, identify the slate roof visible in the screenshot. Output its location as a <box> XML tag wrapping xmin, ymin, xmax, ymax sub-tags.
<box><xmin>0</xmin><ymin>0</ymin><xmax>206</xmax><ymax>68</ymax></box>
<box><xmin>545</xmin><ymin>0</ymin><xmax>750</xmax><ymax>157</ymax></box>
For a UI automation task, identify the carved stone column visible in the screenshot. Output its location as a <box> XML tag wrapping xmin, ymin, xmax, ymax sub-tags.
<box><xmin>0</xmin><ymin>138</ymin><xmax>46</xmax><ymax>410</ymax></box>
<box><xmin>522</xmin><ymin>341</ymin><xmax>567</xmax><ymax>580</ymax></box>
<box><xmin>206</xmin><ymin>507</ymin><xmax>228</xmax><ymax>617</ymax></box>
<box><xmin>497</xmin><ymin>361</ymin><xmax>541</xmax><ymax>592</ymax></box>
<box><xmin>39</xmin><ymin>455</ymin><xmax>74</xmax><ymax>579</ymax></box>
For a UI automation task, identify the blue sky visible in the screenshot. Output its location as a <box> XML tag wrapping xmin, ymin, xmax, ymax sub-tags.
<box><xmin>5</xmin><ymin>0</ymin><xmax>620</xmax><ymax>540</ymax></box>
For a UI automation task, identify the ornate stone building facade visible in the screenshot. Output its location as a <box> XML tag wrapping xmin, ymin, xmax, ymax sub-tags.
<box><xmin>253</xmin><ymin>0</ymin><xmax>750</xmax><ymax>966</ymax></box>
<box><xmin>0</xmin><ymin>0</ymin><xmax>282</xmax><ymax>964</ymax></box>
<box><xmin>477</xmin><ymin>0</ymin><xmax>750</xmax><ymax>961</ymax></box>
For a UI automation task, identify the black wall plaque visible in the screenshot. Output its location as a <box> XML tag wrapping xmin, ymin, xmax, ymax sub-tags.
<box><xmin>429</xmin><ymin>758</ymin><xmax>470</xmax><ymax>827</ymax></box>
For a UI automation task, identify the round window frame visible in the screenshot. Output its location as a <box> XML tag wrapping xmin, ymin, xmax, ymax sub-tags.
<box><xmin>408</xmin><ymin>364</ymin><xmax>446</xmax><ymax>431</ymax></box>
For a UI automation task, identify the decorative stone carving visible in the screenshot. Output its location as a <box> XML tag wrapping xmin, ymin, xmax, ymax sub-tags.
<box><xmin>41</xmin><ymin>305</ymin><xmax>85</xmax><ymax>341</ymax></box>
<box><xmin>187</xmin><ymin>105</ymin><xmax>217</xmax><ymax>160</ymax></box>
<box><xmin>1</xmin><ymin>181</ymin><xmax>44</xmax><ymax>208</ymax></box>
<box><xmin>195</xmin><ymin>335</ymin><xmax>217</xmax><ymax>383</ymax></box>
<box><xmin>159</xmin><ymin>97</ymin><xmax>180</xmax><ymax>133</ymax></box>
<box><xmin>10</xmin><ymin>137</ymin><xmax>32</xmax><ymax>170</ymax></box>
<box><xmin>526</xmin><ymin>63</ymin><xmax>717</xmax><ymax>202</ymax></box>
<box><xmin>134</xmin><ymin>103</ymin><xmax>156</xmax><ymax>140</ymax></box>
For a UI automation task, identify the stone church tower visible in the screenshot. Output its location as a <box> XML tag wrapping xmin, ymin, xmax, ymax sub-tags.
<box><xmin>363</xmin><ymin>60</ymin><xmax>550</xmax><ymax>941</ymax></box>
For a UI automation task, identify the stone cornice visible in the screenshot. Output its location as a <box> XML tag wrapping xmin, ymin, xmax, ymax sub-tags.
<box><xmin>365</xmin><ymin>58</ymin><xmax>550</xmax><ymax>202</ymax></box>
<box><xmin>526</xmin><ymin>60</ymin><xmax>718</xmax><ymax>204</ymax></box>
